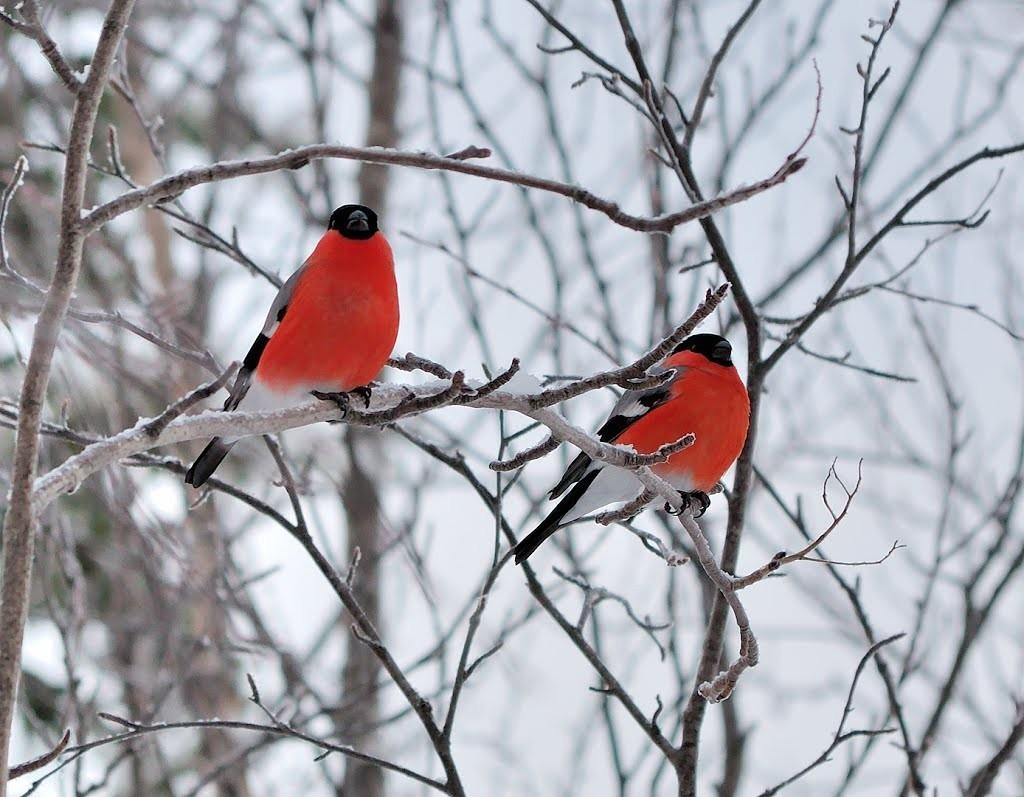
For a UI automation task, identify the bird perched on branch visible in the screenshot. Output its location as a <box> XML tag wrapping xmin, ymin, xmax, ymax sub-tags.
<box><xmin>185</xmin><ymin>204</ymin><xmax>398</xmax><ymax>487</ymax></box>
<box><xmin>514</xmin><ymin>334</ymin><xmax>749</xmax><ymax>564</ymax></box>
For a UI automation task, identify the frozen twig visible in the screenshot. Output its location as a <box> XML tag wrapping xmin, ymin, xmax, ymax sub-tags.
<box><xmin>489</xmin><ymin>435</ymin><xmax>558</xmax><ymax>471</ymax></box>
<box><xmin>388</xmin><ymin>352</ymin><xmax>454</xmax><ymax>379</ymax></box>
<box><xmin>523</xmin><ymin>283</ymin><xmax>730</xmax><ymax>409</ymax></box>
<box><xmin>595</xmin><ymin>489</ymin><xmax>656</xmax><ymax>525</ymax></box>
<box><xmin>141</xmin><ymin>363</ymin><xmax>238</xmax><ymax>438</ymax></box>
<box><xmin>672</xmin><ymin>510</ymin><xmax>758</xmax><ymax>703</ymax></box>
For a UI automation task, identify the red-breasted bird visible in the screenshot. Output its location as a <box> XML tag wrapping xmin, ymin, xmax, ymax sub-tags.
<box><xmin>513</xmin><ymin>333</ymin><xmax>749</xmax><ymax>564</ymax></box>
<box><xmin>185</xmin><ymin>204</ymin><xmax>398</xmax><ymax>487</ymax></box>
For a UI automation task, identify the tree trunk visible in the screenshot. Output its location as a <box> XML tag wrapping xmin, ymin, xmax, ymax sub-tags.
<box><xmin>337</xmin><ymin>2</ymin><xmax>403</xmax><ymax>795</ymax></box>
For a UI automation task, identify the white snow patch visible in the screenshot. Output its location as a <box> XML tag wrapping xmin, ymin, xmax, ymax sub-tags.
<box><xmin>501</xmin><ymin>371</ymin><xmax>544</xmax><ymax>395</ymax></box>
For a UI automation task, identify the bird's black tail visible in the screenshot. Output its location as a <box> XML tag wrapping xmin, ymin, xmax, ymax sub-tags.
<box><xmin>514</xmin><ymin>471</ymin><xmax>598</xmax><ymax>564</ymax></box>
<box><xmin>185</xmin><ymin>437</ymin><xmax>235</xmax><ymax>487</ymax></box>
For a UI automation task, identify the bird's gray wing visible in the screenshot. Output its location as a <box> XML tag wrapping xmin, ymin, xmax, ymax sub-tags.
<box><xmin>223</xmin><ymin>261</ymin><xmax>310</xmax><ymax>411</ymax></box>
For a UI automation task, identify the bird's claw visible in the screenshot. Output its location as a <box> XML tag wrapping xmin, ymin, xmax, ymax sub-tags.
<box><xmin>664</xmin><ymin>490</ymin><xmax>711</xmax><ymax>518</ymax></box>
<box><xmin>312</xmin><ymin>390</ymin><xmax>350</xmax><ymax>421</ymax></box>
<box><xmin>350</xmin><ymin>385</ymin><xmax>373</xmax><ymax>408</ymax></box>
<box><xmin>688</xmin><ymin>490</ymin><xmax>711</xmax><ymax>518</ymax></box>
<box><xmin>312</xmin><ymin>387</ymin><xmax>372</xmax><ymax>421</ymax></box>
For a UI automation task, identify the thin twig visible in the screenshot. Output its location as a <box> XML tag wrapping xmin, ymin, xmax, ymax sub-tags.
<box><xmin>757</xmin><ymin>634</ymin><xmax>904</xmax><ymax>795</ymax></box>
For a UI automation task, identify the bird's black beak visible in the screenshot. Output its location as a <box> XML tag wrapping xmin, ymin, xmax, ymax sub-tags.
<box><xmin>712</xmin><ymin>340</ymin><xmax>732</xmax><ymax>364</ymax></box>
<box><xmin>346</xmin><ymin>210</ymin><xmax>370</xmax><ymax>233</ymax></box>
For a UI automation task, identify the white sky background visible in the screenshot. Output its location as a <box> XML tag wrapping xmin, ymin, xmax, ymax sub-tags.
<box><xmin>7</xmin><ymin>0</ymin><xmax>1024</xmax><ymax>794</ymax></box>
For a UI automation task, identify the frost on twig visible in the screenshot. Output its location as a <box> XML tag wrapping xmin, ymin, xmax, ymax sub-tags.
<box><xmin>141</xmin><ymin>363</ymin><xmax>237</xmax><ymax>438</ymax></box>
<box><xmin>671</xmin><ymin>508</ymin><xmax>759</xmax><ymax>703</ymax></box>
<box><xmin>489</xmin><ymin>434</ymin><xmax>558</xmax><ymax>471</ymax></box>
<box><xmin>595</xmin><ymin>489</ymin><xmax>655</xmax><ymax>525</ymax></box>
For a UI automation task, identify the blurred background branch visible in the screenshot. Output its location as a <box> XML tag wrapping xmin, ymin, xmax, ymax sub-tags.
<box><xmin>1</xmin><ymin>1</ymin><xmax>1023</xmax><ymax>795</ymax></box>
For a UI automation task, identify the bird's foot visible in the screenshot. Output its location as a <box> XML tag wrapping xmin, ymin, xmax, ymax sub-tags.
<box><xmin>312</xmin><ymin>386</ymin><xmax>372</xmax><ymax>421</ymax></box>
<box><xmin>687</xmin><ymin>490</ymin><xmax>711</xmax><ymax>518</ymax></box>
<box><xmin>312</xmin><ymin>390</ymin><xmax>351</xmax><ymax>421</ymax></box>
<box><xmin>349</xmin><ymin>385</ymin><xmax>373</xmax><ymax>408</ymax></box>
<box><xmin>664</xmin><ymin>490</ymin><xmax>711</xmax><ymax>518</ymax></box>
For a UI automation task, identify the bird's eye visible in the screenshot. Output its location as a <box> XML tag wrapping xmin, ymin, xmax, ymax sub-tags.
<box><xmin>712</xmin><ymin>341</ymin><xmax>732</xmax><ymax>362</ymax></box>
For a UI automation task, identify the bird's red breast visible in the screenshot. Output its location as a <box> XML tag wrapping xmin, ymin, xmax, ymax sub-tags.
<box><xmin>255</xmin><ymin>230</ymin><xmax>398</xmax><ymax>392</ymax></box>
<box><xmin>615</xmin><ymin>350</ymin><xmax>749</xmax><ymax>491</ymax></box>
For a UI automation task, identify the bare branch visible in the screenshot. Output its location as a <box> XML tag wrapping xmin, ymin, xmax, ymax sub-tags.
<box><xmin>552</xmin><ymin>568</ymin><xmax>671</xmax><ymax>660</ymax></box>
<box><xmin>757</xmin><ymin>634</ymin><xmax>904</xmax><ymax>795</ymax></box>
<box><xmin>733</xmin><ymin>461</ymin><xmax>864</xmax><ymax>589</ymax></box>
<box><xmin>683</xmin><ymin>0</ymin><xmax>764</xmax><ymax>149</ymax></box>
<box><xmin>8</xmin><ymin>730</ymin><xmax>70</xmax><ymax>781</ymax></box>
<box><xmin>4</xmin><ymin>1</ymin><xmax>82</xmax><ymax>94</ymax></box>
<box><xmin>80</xmin><ymin>144</ymin><xmax>804</xmax><ymax>235</ymax></box>
<box><xmin>0</xmin><ymin>156</ymin><xmax>29</xmax><ymax>276</ymax></box>
<box><xmin>964</xmin><ymin>702</ymin><xmax>1024</xmax><ymax>797</ymax></box>
<box><xmin>27</xmin><ymin>711</ymin><xmax>450</xmax><ymax>793</ymax></box>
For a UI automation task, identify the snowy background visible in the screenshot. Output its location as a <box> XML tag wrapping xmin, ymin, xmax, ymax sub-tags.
<box><xmin>3</xmin><ymin>0</ymin><xmax>1024</xmax><ymax>795</ymax></box>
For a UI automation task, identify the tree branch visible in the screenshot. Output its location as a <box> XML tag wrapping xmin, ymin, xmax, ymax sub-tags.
<box><xmin>80</xmin><ymin>144</ymin><xmax>804</xmax><ymax>235</ymax></box>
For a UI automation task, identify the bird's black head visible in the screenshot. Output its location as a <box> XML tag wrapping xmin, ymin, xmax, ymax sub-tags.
<box><xmin>672</xmin><ymin>333</ymin><xmax>734</xmax><ymax>366</ymax></box>
<box><xmin>328</xmin><ymin>204</ymin><xmax>379</xmax><ymax>240</ymax></box>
